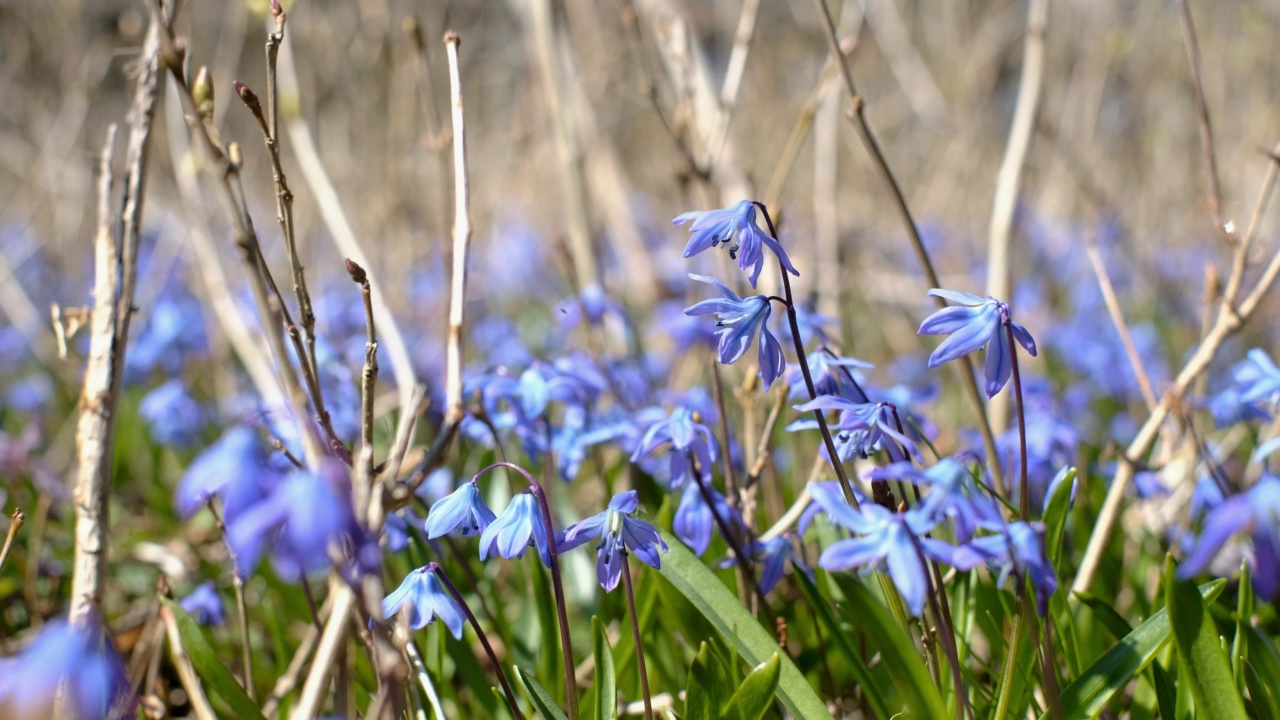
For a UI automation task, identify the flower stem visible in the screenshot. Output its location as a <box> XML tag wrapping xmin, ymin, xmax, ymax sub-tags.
<box><xmin>1006</xmin><ymin>324</ymin><xmax>1030</xmax><ymax>519</ymax></box>
<box><xmin>689</xmin><ymin>451</ymin><xmax>775</xmax><ymax>624</ymax></box>
<box><xmin>478</xmin><ymin>462</ymin><xmax>578</xmax><ymax>720</ymax></box>
<box><xmin>621</xmin><ymin>557</ymin><xmax>653</xmax><ymax>720</ymax></box>
<box><xmin>752</xmin><ymin>201</ymin><xmax>860</xmax><ymax>510</ymax></box>
<box><xmin>992</xmin><ymin>590</ymin><xmax>1028</xmax><ymax>720</ymax></box>
<box><xmin>428</xmin><ymin>563</ymin><xmax>525</xmax><ymax>720</ymax></box>
<box><xmin>205</xmin><ymin>501</ymin><xmax>255</xmax><ymax>699</ymax></box>
<box><xmin>0</xmin><ymin>507</ymin><xmax>24</xmax><ymax>577</ymax></box>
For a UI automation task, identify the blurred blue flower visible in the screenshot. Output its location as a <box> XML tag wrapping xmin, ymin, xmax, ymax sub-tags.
<box><xmin>1179</xmin><ymin>475</ymin><xmax>1280</xmax><ymax>599</ymax></box>
<box><xmin>0</xmin><ymin>615</ymin><xmax>131</xmax><ymax>720</ymax></box>
<box><xmin>424</xmin><ymin>480</ymin><xmax>497</xmax><ymax>539</ymax></box>
<box><xmin>125</xmin><ymin>294</ymin><xmax>208</xmax><ymax>381</ymax></box>
<box><xmin>382</xmin><ymin>566</ymin><xmax>464</xmax><ymax>638</ymax></box>
<box><xmin>3</xmin><ymin>373</ymin><xmax>53</xmax><ymax>414</ymax></box>
<box><xmin>384</xmin><ymin>511</ymin><xmax>411</xmax><ymax>552</ymax></box>
<box><xmin>557</xmin><ymin>284</ymin><xmax>628</xmax><ymax>331</ymax></box>
<box><xmin>175</xmin><ymin>427</ymin><xmax>276</xmax><ymax>522</ymax></box>
<box><xmin>673</xmin><ymin>481</ymin><xmax>744</xmax><ymax>557</ymax></box>
<box><xmin>777</xmin><ymin>296</ymin><xmax>838</xmax><ymax>347</ymax></box>
<box><xmin>720</xmin><ymin>535</ymin><xmax>811</xmax><ymax>595</ymax></box>
<box><xmin>684</xmin><ymin>274</ymin><xmax>785</xmax><ymax>389</ymax></box>
<box><xmin>1209</xmin><ymin>349</ymin><xmax>1280</xmax><ymax>426</ymax></box>
<box><xmin>550</xmin><ymin>406</ymin><xmax>634</xmax><ymax>482</ymax></box>
<box><xmin>785</xmin><ymin>351</ymin><xmax>872</xmax><ymax>402</ymax></box>
<box><xmin>918</xmin><ymin>289</ymin><xmax>1037</xmax><ymax>397</ymax></box>
<box><xmin>790</xmin><ymin>397</ymin><xmax>922</xmax><ymax>463</ymax></box>
<box><xmin>139</xmin><ymin>379</ymin><xmax>206</xmax><ymax>447</ymax></box>
<box><xmin>674</xmin><ymin>200</ymin><xmax>799</xmax><ymax>288</ymax></box>
<box><xmin>559</xmin><ymin>490</ymin><xmax>667</xmax><ymax>591</ymax></box>
<box><xmin>631</xmin><ymin>406</ymin><xmax>717</xmax><ymax>488</ymax></box>
<box><xmin>479</xmin><ymin>492</ymin><xmax>552</xmax><ymax>567</ymax></box>
<box><xmin>226</xmin><ymin>461</ymin><xmax>355</xmax><ymax>580</ymax></box>
<box><xmin>180</xmin><ymin>581</ymin><xmax>225</xmax><ymax>626</ymax></box>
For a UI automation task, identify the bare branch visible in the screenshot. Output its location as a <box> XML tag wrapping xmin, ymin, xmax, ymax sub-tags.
<box><xmin>1176</xmin><ymin>0</ymin><xmax>1228</xmax><ymax>240</ymax></box>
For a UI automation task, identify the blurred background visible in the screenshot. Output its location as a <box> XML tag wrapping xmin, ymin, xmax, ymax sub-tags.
<box><xmin>2</xmin><ymin>0</ymin><xmax>1280</xmax><ymax>622</ymax></box>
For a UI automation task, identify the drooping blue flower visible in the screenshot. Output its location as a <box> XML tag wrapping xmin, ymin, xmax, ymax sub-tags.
<box><xmin>479</xmin><ymin>492</ymin><xmax>552</xmax><ymax>567</ymax></box>
<box><xmin>557</xmin><ymin>284</ymin><xmax>628</xmax><ymax>331</ymax></box>
<box><xmin>180</xmin><ymin>581</ymin><xmax>226</xmax><ymax>626</ymax></box>
<box><xmin>674</xmin><ymin>200</ymin><xmax>799</xmax><ymax>288</ymax></box>
<box><xmin>559</xmin><ymin>490</ymin><xmax>668</xmax><ymax>591</ymax></box>
<box><xmin>175</xmin><ymin>427</ymin><xmax>276</xmax><ymax>522</ymax></box>
<box><xmin>790</xmin><ymin>396</ymin><xmax>922</xmax><ymax>463</ymax></box>
<box><xmin>798</xmin><ymin>481</ymin><xmax>867</xmax><ymax>537</ymax></box>
<box><xmin>673</xmin><ymin>481</ymin><xmax>744</xmax><ymax>557</ymax></box>
<box><xmin>1179</xmin><ymin>475</ymin><xmax>1280</xmax><ymax>599</ymax></box>
<box><xmin>720</xmin><ymin>534</ymin><xmax>811</xmax><ymax>595</ymax></box>
<box><xmin>917</xmin><ymin>289</ymin><xmax>1037</xmax><ymax>397</ymax></box>
<box><xmin>777</xmin><ymin>296</ymin><xmax>838</xmax><ymax>347</ymax></box>
<box><xmin>549</xmin><ymin>406</ymin><xmax>635</xmax><ymax>482</ymax></box>
<box><xmin>631</xmin><ymin>406</ymin><xmax>718</xmax><ymax>488</ymax></box>
<box><xmin>815</xmin><ymin>500</ymin><xmax>952</xmax><ymax>617</ymax></box>
<box><xmin>872</xmin><ymin>459</ymin><xmax>1002</xmax><ymax>543</ymax></box>
<box><xmin>0</xmin><ymin>615</ymin><xmax>132</xmax><ymax>720</ymax></box>
<box><xmin>955</xmin><ymin>521</ymin><xmax>1058</xmax><ymax>614</ymax></box>
<box><xmin>139</xmin><ymin>379</ymin><xmax>206</xmax><ymax>447</ymax></box>
<box><xmin>1209</xmin><ymin>349</ymin><xmax>1280</xmax><ymax>426</ymax></box>
<box><xmin>382</xmin><ymin>565</ymin><xmax>465</xmax><ymax>638</ymax></box>
<box><xmin>424</xmin><ymin>480</ymin><xmax>496</xmax><ymax>539</ymax></box>
<box><xmin>226</xmin><ymin>461</ymin><xmax>355</xmax><ymax>580</ymax></box>
<box><xmin>684</xmin><ymin>274</ymin><xmax>785</xmax><ymax>390</ymax></box>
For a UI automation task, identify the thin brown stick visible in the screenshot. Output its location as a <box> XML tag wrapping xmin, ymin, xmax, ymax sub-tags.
<box><xmin>206</xmin><ymin>501</ymin><xmax>254</xmax><ymax>700</ymax></box>
<box><xmin>348</xmin><ymin>258</ymin><xmax>378</xmax><ymax>519</ymax></box>
<box><xmin>161</xmin><ymin>604</ymin><xmax>218</xmax><ymax>720</ymax></box>
<box><xmin>1074</xmin><ymin>145</ymin><xmax>1280</xmax><ymax>593</ymax></box>
<box><xmin>0</xmin><ymin>508</ymin><xmax>23</xmax><ymax>574</ymax></box>
<box><xmin>1083</xmin><ymin>238</ymin><xmax>1158</xmax><ymax>410</ymax></box>
<box><xmin>1176</xmin><ymin>0</ymin><xmax>1227</xmax><ymax>240</ymax></box>
<box><xmin>443</xmin><ymin>31</ymin><xmax>471</xmax><ymax>431</ymax></box>
<box><xmin>291</xmin><ymin>579</ymin><xmax>357</xmax><ymax>720</ymax></box>
<box><xmin>69</xmin><ymin>125</ymin><xmax>120</xmax><ymax>625</ymax></box>
<box><xmin>810</xmin><ymin>0</ymin><xmax>1007</xmax><ymax>500</ymax></box>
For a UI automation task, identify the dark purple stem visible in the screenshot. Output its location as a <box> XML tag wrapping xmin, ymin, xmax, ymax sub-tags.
<box><xmin>621</xmin><ymin>557</ymin><xmax>653</xmax><ymax>720</ymax></box>
<box><xmin>476</xmin><ymin>462</ymin><xmax>578</xmax><ymax>720</ymax></box>
<box><xmin>1006</xmin><ymin>324</ymin><xmax>1030</xmax><ymax>520</ymax></box>
<box><xmin>752</xmin><ymin>201</ymin><xmax>860</xmax><ymax>510</ymax></box>
<box><xmin>427</xmin><ymin>562</ymin><xmax>525</xmax><ymax>720</ymax></box>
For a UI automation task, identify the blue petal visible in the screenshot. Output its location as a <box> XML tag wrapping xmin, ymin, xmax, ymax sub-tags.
<box><xmin>918</xmin><ymin>304</ymin><xmax>984</xmax><ymax>336</ymax></box>
<box><xmin>758</xmin><ymin>326</ymin><xmax>785</xmax><ymax>391</ymax></box>
<box><xmin>927</xmin><ymin>288</ymin><xmax>987</xmax><ymax>306</ymax></box>
<box><xmin>983</xmin><ymin>325</ymin><xmax>1013</xmax><ymax>398</ymax></box>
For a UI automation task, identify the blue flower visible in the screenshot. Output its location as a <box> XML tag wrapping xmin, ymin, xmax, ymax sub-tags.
<box><xmin>559</xmin><ymin>490</ymin><xmax>667</xmax><ymax>591</ymax></box>
<box><xmin>872</xmin><ymin>459</ymin><xmax>1002</xmax><ymax>543</ymax></box>
<box><xmin>815</xmin><ymin>500</ymin><xmax>951</xmax><ymax>617</ymax></box>
<box><xmin>674</xmin><ymin>200</ymin><xmax>799</xmax><ymax>288</ymax></box>
<box><xmin>180</xmin><ymin>581</ymin><xmax>226</xmax><ymax>626</ymax></box>
<box><xmin>424</xmin><ymin>480</ymin><xmax>496</xmax><ymax>539</ymax></box>
<box><xmin>673</xmin><ymin>481</ymin><xmax>744</xmax><ymax>556</ymax></box>
<box><xmin>175</xmin><ymin>427</ymin><xmax>276</xmax><ymax>522</ymax></box>
<box><xmin>785</xmin><ymin>351</ymin><xmax>872</xmax><ymax>402</ymax></box>
<box><xmin>0</xmin><ymin>615</ymin><xmax>132</xmax><ymax>719</ymax></box>
<box><xmin>139</xmin><ymin>379</ymin><xmax>206</xmax><ymax>447</ymax></box>
<box><xmin>225</xmin><ymin>461</ymin><xmax>355</xmax><ymax>580</ymax></box>
<box><xmin>557</xmin><ymin>284</ymin><xmax>627</xmax><ymax>330</ymax></box>
<box><xmin>799</xmin><ymin>481</ymin><xmax>866</xmax><ymax>537</ymax></box>
<box><xmin>720</xmin><ymin>534</ymin><xmax>811</xmax><ymax>595</ymax></box>
<box><xmin>684</xmin><ymin>274</ymin><xmax>785</xmax><ymax>389</ymax></box>
<box><xmin>956</xmin><ymin>521</ymin><xmax>1058</xmax><ymax>614</ymax></box>
<box><xmin>917</xmin><ymin>289</ymin><xmax>1037</xmax><ymax>397</ymax></box>
<box><xmin>479</xmin><ymin>492</ymin><xmax>552</xmax><ymax>567</ymax></box>
<box><xmin>790</xmin><ymin>396</ymin><xmax>922</xmax><ymax>463</ymax></box>
<box><xmin>631</xmin><ymin>406</ymin><xmax>718</xmax><ymax>488</ymax></box>
<box><xmin>1179</xmin><ymin>475</ymin><xmax>1280</xmax><ymax>599</ymax></box>
<box><xmin>1210</xmin><ymin>349</ymin><xmax>1280</xmax><ymax>426</ymax></box>
<box><xmin>382</xmin><ymin>565</ymin><xmax>465</xmax><ymax>638</ymax></box>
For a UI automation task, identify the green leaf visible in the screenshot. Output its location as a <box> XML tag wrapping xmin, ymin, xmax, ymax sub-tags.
<box><xmin>1245</xmin><ymin>660</ymin><xmax>1278</xmax><ymax>720</ymax></box>
<box><xmin>795</xmin><ymin>571</ymin><xmax>893</xmax><ymax>718</ymax></box>
<box><xmin>515</xmin><ymin>665</ymin><xmax>569</xmax><ymax>720</ymax></box>
<box><xmin>722</xmin><ymin>653</ymin><xmax>781</xmax><ymax>720</ymax></box>
<box><xmin>1043</xmin><ymin>466</ymin><xmax>1076</xmax><ymax>570</ymax></box>
<box><xmin>160</xmin><ymin>598</ymin><xmax>267</xmax><ymax>720</ymax></box>
<box><xmin>1165</xmin><ymin>556</ymin><xmax>1247</xmax><ymax>720</ymax></box>
<box><xmin>1045</xmin><ymin>579</ymin><xmax>1224</xmax><ymax>720</ymax></box>
<box><xmin>1246</xmin><ymin>626</ymin><xmax>1280</xmax><ymax>702</ymax></box>
<box><xmin>531</xmin><ymin>561</ymin><xmax>564</xmax><ymax>707</ymax></box>
<box><xmin>655</xmin><ymin>531</ymin><xmax>831</xmax><ymax>719</ymax></box>
<box><xmin>591</xmin><ymin>617</ymin><xmax>617</xmax><ymax>720</ymax></box>
<box><xmin>1074</xmin><ymin>591</ymin><xmax>1134</xmax><ymax>641</ymax></box>
<box><xmin>832</xmin><ymin>574</ymin><xmax>947</xmax><ymax>719</ymax></box>
<box><xmin>1151</xmin><ymin>661</ymin><xmax>1177</xmax><ymax>720</ymax></box>
<box><xmin>685</xmin><ymin>642</ymin><xmax>728</xmax><ymax>720</ymax></box>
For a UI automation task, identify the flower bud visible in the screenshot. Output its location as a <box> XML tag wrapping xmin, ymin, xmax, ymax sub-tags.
<box><xmin>193</xmin><ymin>66</ymin><xmax>215</xmax><ymax>120</ymax></box>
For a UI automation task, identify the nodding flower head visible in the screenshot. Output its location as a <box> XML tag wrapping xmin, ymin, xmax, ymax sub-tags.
<box><xmin>0</xmin><ymin>614</ymin><xmax>132</xmax><ymax>720</ymax></box>
<box><xmin>917</xmin><ymin>289</ymin><xmax>1037</xmax><ymax>397</ymax></box>
<box><xmin>381</xmin><ymin>565</ymin><xmax>465</xmax><ymax>639</ymax></box>
<box><xmin>424</xmin><ymin>480</ymin><xmax>497</xmax><ymax>539</ymax></box>
<box><xmin>674</xmin><ymin>200</ymin><xmax>798</xmax><ymax>288</ymax></box>
<box><xmin>684</xmin><ymin>274</ymin><xmax>785</xmax><ymax>390</ymax></box>
<box><xmin>631</xmin><ymin>406</ymin><xmax>718</xmax><ymax>488</ymax></box>
<box><xmin>175</xmin><ymin>426</ymin><xmax>276</xmax><ymax>523</ymax></box>
<box><xmin>479</xmin><ymin>492</ymin><xmax>553</xmax><ymax>567</ymax></box>
<box><xmin>558</xmin><ymin>490</ymin><xmax>668</xmax><ymax>591</ymax></box>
